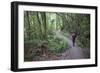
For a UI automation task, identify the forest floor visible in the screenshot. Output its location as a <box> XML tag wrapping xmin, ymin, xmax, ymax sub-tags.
<box><xmin>59</xmin><ymin>38</ymin><xmax>89</xmax><ymax>59</ymax></box>
<box><xmin>52</xmin><ymin>30</ymin><xmax>90</xmax><ymax>60</ymax></box>
<box><xmin>24</xmin><ymin>31</ymin><xmax>90</xmax><ymax>61</ymax></box>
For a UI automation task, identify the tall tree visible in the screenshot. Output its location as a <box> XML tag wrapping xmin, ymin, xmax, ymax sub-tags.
<box><xmin>26</xmin><ymin>11</ymin><xmax>31</xmax><ymax>40</ymax></box>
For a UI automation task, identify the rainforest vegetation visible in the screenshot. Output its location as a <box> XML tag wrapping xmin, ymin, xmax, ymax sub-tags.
<box><xmin>24</xmin><ymin>11</ymin><xmax>90</xmax><ymax>61</ymax></box>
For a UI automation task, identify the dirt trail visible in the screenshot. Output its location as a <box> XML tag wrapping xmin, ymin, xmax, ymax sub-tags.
<box><xmin>59</xmin><ymin>44</ymin><xmax>85</xmax><ymax>59</ymax></box>
<box><xmin>54</xmin><ymin>30</ymin><xmax>85</xmax><ymax>59</ymax></box>
<box><xmin>30</xmin><ymin>30</ymin><xmax>89</xmax><ymax>61</ymax></box>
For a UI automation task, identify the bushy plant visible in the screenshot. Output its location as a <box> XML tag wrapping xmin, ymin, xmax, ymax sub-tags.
<box><xmin>48</xmin><ymin>37</ymin><xmax>69</xmax><ymax>53</ymax></box>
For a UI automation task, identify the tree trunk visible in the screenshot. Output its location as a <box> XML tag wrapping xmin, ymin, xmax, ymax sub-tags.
<box><xmin>26</xmin><ymin>11</ymin><xmax>31</xmax><ymax>40</ymax></box>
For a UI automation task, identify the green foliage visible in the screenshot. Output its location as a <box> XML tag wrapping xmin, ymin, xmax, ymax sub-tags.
<box><xmin>24</xmin><ymin>11</ymin><xmax>90</xmax><ymax>60</ymax></box>
<box><xmin>77</xmin><ymin>15</ymin><xmax>90</xmax><ymax>48</ymax></box>
<box><xmin>48</xmin><ymin>37</ymin><xmax>69</xmax><ymax>53</ymax></box>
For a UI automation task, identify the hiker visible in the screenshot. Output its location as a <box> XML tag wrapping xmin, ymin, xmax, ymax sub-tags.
<box><xmin>71</xmin><ymin>32</ymin><xmax>77</xmax><ymax>46</ymax></box>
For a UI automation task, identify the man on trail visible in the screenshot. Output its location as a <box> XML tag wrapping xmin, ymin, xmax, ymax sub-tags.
<box><xmin>71</xmin><ymin>32</ymin><xmax>77</xmax><ymax>46</ymax></box>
